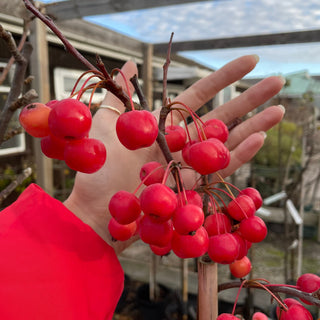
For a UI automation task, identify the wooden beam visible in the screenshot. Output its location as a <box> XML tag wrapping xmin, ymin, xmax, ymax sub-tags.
<box><xmin>45</xmin><ymin>0</ymin><xmax>211</xmax><ymax>21</ymax></box>
<box><xmin>29</xmin><ymin>17</ymin><xmax>54</xmax><ymax>196</ymax></box>
<box><xmin>154</xmin><ymin>29</ymin><xmax>320</xmax><ymax>54</ymax></box>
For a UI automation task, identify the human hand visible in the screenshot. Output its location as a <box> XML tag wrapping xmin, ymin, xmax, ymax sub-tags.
<box><xmin>63</xmin><ymin>55</ymin><xmax>285</xmax><ymax>253</ymax></box>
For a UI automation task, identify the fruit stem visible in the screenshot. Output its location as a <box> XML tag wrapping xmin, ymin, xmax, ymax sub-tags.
<box><xmin>70</xmin><ymin>70</ymin><xmax>103</xmax><ymax>97</ymax></box>
<box><xmin>232</xmin><ymin>279</ymin><xmax>247</xmax><ymax>315</ymax></box>
<box><xmin>111</xmin><ymin>68</ymin><xmax>135</xmax><ymax>110</ymax></box>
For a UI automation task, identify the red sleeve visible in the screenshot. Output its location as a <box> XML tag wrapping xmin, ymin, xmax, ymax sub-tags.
<box><xmin>0</xmin><ymin>183</ymin><xmax>124</xmax><ymax>320</ymax></box>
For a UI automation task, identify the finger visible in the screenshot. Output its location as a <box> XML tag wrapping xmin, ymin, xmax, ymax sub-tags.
<box><xmin>171</xmin><ymin>55</ymin><xmax>259</xmax><ymax>124</ymax></box>
<box><xmin>102</xmin><ymin>60</ymin><xmax>138</xmax><ymax>113</ymax></box>
<box><xmin>219</xmin><ymin>132</ymin><xmax>266</xmax><ymax>178</ymax></box>
<box><xmin>205</xmin><ymin>75</ymin><xmax>285</xmax><ymax>124</ymax></box>
<box><xmin>225</xmin><ymin>104</ymin><xmax>285</xmax><ymax>150</ymax></box>
<box><xmin>186</xmin><ymin>78</ymin><xmax>284</xmax><ymax>141</ymax></box>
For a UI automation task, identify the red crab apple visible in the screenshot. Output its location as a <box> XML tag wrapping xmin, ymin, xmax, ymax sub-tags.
<box><xmin>172</xmin><ymin>204</ymin><xmax>204</xmax><ymax>235</ymax></box>
<box><xmin>64</xmin><ymin>138</ymin><xmax>106</xmax><ymax>173</ymax></box>
<box><xmin>240</xmin><ymin>187</ymin><xmax>263</xmax><ymax>210</ymax></box>
<box><xmin>207</xmin><ymin>233</ymin><xmax>239</xmax><ymax>264</ymax></box>
<box><xmin>182</xmin><ymin>140</ymin><xmax>198</xmax><ymax>166</ymax></box>
<box><xmin>216</xmin><ymin>314</ymin><xmax>239</xmax><ymax>320</ymax></box>
<box><xmin>177</xmin><ymin>189</ymin><xmax>203</xmax><ymax>208</ymax></box>
<box><xmin>150</xmin><ymin>242</ymin><xmax>171</xmax><ymax>256</ymax></box>
<box><xmin>252</xmin><ymin>312</ymin><xmax>268</xmax><ymax>320</ymax></box>
<box><xmin>229</xmin><ymin>255</ymin><xmax>252</xmax><ymax>278</ymax></box>
<box><xmin>171</xmin><ymin>226</ymin><xmax>208</xmax><ymax>259</ymax></box>
<box><xmin>276</xmin><ymin>298</ymin><xmax>313</xmax><ymax>320</ymax></box>
<box><xmin>188</xmin><ymin>138</ymin><xmax>230</xmax><ymax>175</ymax></box>
<box><xmin>116</xmin><ymin>110</ymin><xmax>158</xmax><ymax>150</ymax></box>
<box><xmin>296</xmin><ymin>273</ymin><xmax>320</xmax><ymax>305</ymax></box>
<box><xmin>204</xmin><ymin>213</ymin><xmax>232</xmax><ymax>236</ymax></box>
<box><xmin>40</xmin><ymin>134</ymin><xmax>66</xmax><ymax>160</ymax></box>
<box><xmin>239</xmin><ymin>215</ymin><xmax>267</xmax><ymax>243</ymax></box>
<box><xmin>165</xmin><ymin>124</ymin><xmax>187</xmax><ymax>152</ymax></box>
<box><xmin>139</xmin><ymin>183</ymin><xmax>178</xmax><ymax>221</ymax></box>
<box><xmin>203</xmin><ymin>118</ymin><xmax>229</xmax><ymax>143</ymax></box>
<box><xmin>108</xmin><ymin>218</ymin><xmax>137</xmax><ymax>241</ymax></box>
<box><xmin>108</xmin><ymin>190</ymin><xmax>141</xmax><ymax>224</ymax></box>
<box><xmin>19</xmin><ymin>102</ymin><xmax>52</xmax><ymax>137</ymax></box>
<box><xmin>48</xmin><ymin>98</ymin><xmax>92</xmax><ymax>140</ymax></box>
<box><xmin>227</xmin><ymin>194</ymin><xmax>256</xmax><ymax>221</ymax></box>
<box><xmin>139</xmin><ymin>215</ymin><xmax>173</xmax><ymax>247</ymax></box>
<box><xmin>139</xmin><ymin>161</ymin><xmax>165</xmax><ymax>186</ymax></box>
<box><xmin>233</xmin><ymin>232</ymin><xmax>250</xmax><ymax>260</ymax></box>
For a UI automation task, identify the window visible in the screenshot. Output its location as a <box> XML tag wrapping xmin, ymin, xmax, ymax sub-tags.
<box><xmin>0</xmin><ymin>62</ymin><xmax>26</xmax><ymax>156</ymax></box>
<box><xmin>54</xmin><ymin>67</ymin><xmax>107</xmax><ymax>104</ymax></box>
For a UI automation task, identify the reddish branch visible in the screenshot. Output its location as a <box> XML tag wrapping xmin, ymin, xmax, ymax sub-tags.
<box><xmin>22</xmin><ymin>0</ymin><xmax>132</xmax><ymax>110</ymax></box>
<box><xmin>218</xmin><ymin>280</ymin><xmax>320</xmax><ymax>308</ymax></box>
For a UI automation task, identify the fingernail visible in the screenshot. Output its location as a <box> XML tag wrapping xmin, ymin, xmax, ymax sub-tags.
<box><xmin>252</xmin><ymin>54</ymin><xmax>260</xmax><ymax>63</ymax></box>
<box><xmin>260</xmin><ymin>131</ymin><xmax>267</xmax><ymax>140</ymax></box>
<box><xmin>277</xmin><ymin>75</ymin><xmax>286</xmax><ymax>85</ymax></box>
<box><xmin>277</xmin><ymin>104</ymin><xmax>286</xmax><ymax>113</ymax></box>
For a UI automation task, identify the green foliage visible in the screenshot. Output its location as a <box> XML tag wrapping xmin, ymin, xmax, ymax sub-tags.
<box><xmin>254</xmin><ymin>121</ymin><xmax>302</xmax><ymax>168</ymax></box>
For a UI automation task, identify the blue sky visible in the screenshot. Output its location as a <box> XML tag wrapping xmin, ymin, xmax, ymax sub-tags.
<box><xmin>41</xmin><ymin>0</ymin><xmax>320</xmax><ymax>78</ymax></box>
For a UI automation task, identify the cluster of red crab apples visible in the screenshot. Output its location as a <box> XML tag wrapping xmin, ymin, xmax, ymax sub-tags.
<box><xmin>19</xmin><ymin>97</ymin><xmax>268</xmax><ymax>278</ymax></box>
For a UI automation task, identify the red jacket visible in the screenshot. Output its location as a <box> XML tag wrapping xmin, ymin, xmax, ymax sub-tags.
<box><xmin>0</xmin><ymin>184</ymin><xmax>124</xmax><ymax>319</ymax></box>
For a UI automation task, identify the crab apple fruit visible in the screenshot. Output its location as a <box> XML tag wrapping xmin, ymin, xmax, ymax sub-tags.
<box><xmin>172</xmin><ymin>204</ymin><xmax>204</xmax><ymax>235</ymax></box>
<box><xmin>48</xmin><ymin>98</ymin><xmax>92</xmax><ymax>140</ymax></box>
<box><xmin>204</xmin><ymin>213</ymin><xmax>232</xmax><ymax>236</ymax></box>
<box><xmin>177</xmin><ymin>189</ymin><xmax>203</xmax><ymax>208</ymax></box>
<box><xmin>240</xmin><ymin>187</ymin><xmax>263</xmax><ymax>210</ymax></box>
<box><xmin>203</xmin><ymin>118</ymin><xmax>229</xmax><ymax>143</ymax></box>
<box><xmin>207</xmin><ymin>233</ymin><xmax>239</xmax><ymax>264</ymax></box>
<box><xmin>116</xmin><ymin>110</ymin><xmax>158</xmax><ymax>150</ymax></box>
<box><xmin>64</xmin><ymin>138</ymin><xmax>106</xmax><ymax>173</ymax></box>
<box><xmin>296</xmin><ymin>273</ymin><xmax>320</xmax><ymax>305</ymax></box>
<box><xmin>188</xmin><ymin>139</ymin><xmax>230</xmax><ymax>175</ymax></box>
<box><xmin>181</xmin><ymin>140</ymin><xmax>198</xmax><ymax>166</ymax></box>
<box><xmin>252</xmin><ymin>312</ymin><xmax>268</xmax><ymax>320</ymax></box>
<box><xmin>139</xmin><ymin>161</ymin><xmax>165</xmax><ymax>186</ymax></box>
<box><xmin>165</xmin><ymin>125</ymin><xmax>187</xmax><ymax>152</ymax></box>
<box><xmin>229</xmin><ymin>256</ymin><xmax>252</xmax><ymax>278</ymax></box>
<box><xmin>150</xmin><ymin>242</ymin><xmax>171</xmax><ymax>256</ymax></box>
<box><xmin>227</xmin><ymin>194</ymin><xmax>256</xmax><ymax>221</ymax></box>
<box><xmin>108</xmin><ymin>190</ymin><xmax>141</xmax><ymax>225</ymax></box>
<box><xmin>171</xmin><ymin>226</ymin><xmax>208</xmax><ymax>259</ymax></box>
<box><xmin>19</xmin><ymin>102</ymin><xmax>52</xmax><ymax>137</ymax></box>
<box><xmin>277</xmin><ymin>302</ymin><xmax>313</xmax><ymax>320</ymax></box>
<box><xmin>139</xmin><ymin>183</ymin><xmax>178</xmax><ymax>221</ymax></box>
<box><xmin>233</xmin><ymin>232</ymin><xmax>250</xmax><ymax>260</ymax></box>
<box><xmin>239</xmin><ymin>215</ymin><xmax>267</xmax><ymax>243</ymax></box>
<box><xmin>45</xmin><ymin>99</ymin><xmax>58</xmax><ymax>108</ymax></box>
<box><xmin>216</xmin><ymin>314</ymin><xmax>239</xmax><ymax>320</ymax></box>
<box><xmin>40</xmin><ymin>134</ymin><xmax>66</xmax><ymax>160</ymax></box>
<box><xmin>108</xmin><ymin>218</ymin><xmax>137</xmax><ymax>241</ymax></box>
<box><xmin>276</xmin><ymin>298</ymin><xmax>302</xmax><ymax>320</ymax></box>
<box><xmin>139</xmin><ymin>215</ymin><xmax>173</xmax><ymax>247</ymax></box>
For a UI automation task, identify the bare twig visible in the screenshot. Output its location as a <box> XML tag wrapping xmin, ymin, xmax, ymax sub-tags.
<box><xmin>0</xmin><ymin>21</ymin><xmax>30</xmax><ymax>85</ymax></box>
<box><xmin>0</xmin><ymin>167</ymin><xmax>33</xmax><ymax>204</ymax></box>
<box><xmin>130</xmin><ymin>75</ymin><xmax>149</xmax><ymax>110</ymax></box>
<box><xmin>0</xmin><ymin>42</ymin><xmax>33</xmax><ymax>144</ymax></box>
<box><xmin>162</xmin><ymin>32</ymin><xmax>174</xmax><ymax>108</ymax></box>
<box><xmin>9</xmin><ymin>89</ymin><xmax>38</xmax><ymax>112</ymax></box>
<box><xmin>3</xmin><ymin>127</ymin><xmax>24</xmax><ymax>141</ymax></box>
<box><xmin>0</xmin><ymin>24</ymin><xmax>24</xmax><ymax>63</ymax></box>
